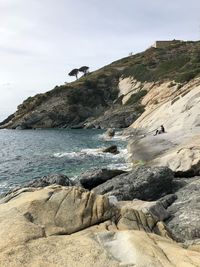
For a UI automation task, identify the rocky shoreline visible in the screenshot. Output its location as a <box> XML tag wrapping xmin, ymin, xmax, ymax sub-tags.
<box><xmin>1</xmin><ymin>40</ymin><xmax>200</xmax><ymax>266</ymax></box>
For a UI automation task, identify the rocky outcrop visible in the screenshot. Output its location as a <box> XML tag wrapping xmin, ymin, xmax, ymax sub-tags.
<box><xmin>2</xmin><ymin>174</ymin><xmax>74</xmax><ymax>199</ymax></box>
<box><xmin>0</xmin><ymin>186</ymin><xmax>114</xmax><ymax>236</ymax></box>
<box><xmin>115</xmin><ymin>200</ymin><xmax>171</xmax><ymax>238</ymax></box>
<box><xmin>93</xmin><ymin>166</ymin><xmax>174</xmax><ymax>201</ymax></box>
<box><xmin>84</xmin><ymin>106</ymin><xmax>142</xmax><ymax>129</ymax></box>
<box><xmin>165</xmin><ymin>177</ymin><xmax>200</xmax><ymax>242</ymax></box>
<box><xmin>127</xmin><ymin>78</ymin><xmax>200</xmax><ymax>174</ymax></box>
<box><xmin>24</xmin><ymin>174</ymin><xmax>73</xmax><ymax>188</ymax></box>
<box><xmin>0</xmin><ymin>184</ymin><xmax>200</xmax><ymax>266</ymax></box>
<box><xmin>95</xmin><ymin>230</ymin><xmax>200</xmax><ymax>267</ymax></box>
<box><xmin>75</xmin><ymin>168</ymin><xmax>126</xmax><ymax>190</ymax></box>
<box><xmin>102</xmin><ymin>145</ymin><xmax>119</xmax><ymax>154</ymax></box>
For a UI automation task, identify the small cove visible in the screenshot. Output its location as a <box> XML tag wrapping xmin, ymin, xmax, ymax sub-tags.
<box><xmin>0</xmin><ymin>129</ymin><xmax>128</xmax><ymax>194</ymax></box>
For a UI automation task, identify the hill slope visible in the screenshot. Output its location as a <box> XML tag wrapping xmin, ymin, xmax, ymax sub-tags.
<box><xmin>1</xmin><ymin>40</ymin><xmax>200</xmax><ymax>129</ymax></box>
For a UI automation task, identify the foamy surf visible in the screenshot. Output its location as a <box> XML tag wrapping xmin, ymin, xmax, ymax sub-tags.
<box><xmin>107</xmin><ymin>162</ymin><xmax>131</xmax><ymax>171</ymax></box>
<box><xmin>53</xmin><ymin>148</ymin><xmax>128</xmax><ymax>159</ymax></box>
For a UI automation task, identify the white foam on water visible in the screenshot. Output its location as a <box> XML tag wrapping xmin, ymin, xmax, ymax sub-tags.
<box><xmin>0</xmin><ymin>181</ymin><xmax>8</xmax><ymax>189</ymax></box>
<box><xmin>54</xmin><ymin>147</ymin><xmax>128</xmax><ymax>158</ymax></box>
<box><xmin>0</xmin><ymin>181</ymin><xmax>13</xmax><ymax>195</ymax></box>
<box><xmin>81</xmin><ymin>148</ymin><xmax>105</xmax><ymax>155</ymax></box>
<box><xmin>53</xmin><ymin>148</ymin><xmax>107</xmax><ymax>159</ymax></box>
<box><xmin>107</xmin><ymin>162</ymin><xmax>131</xmax><ymax>171</ymax></box>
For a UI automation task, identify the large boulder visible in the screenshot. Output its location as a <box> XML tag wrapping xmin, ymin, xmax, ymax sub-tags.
<box><xmin>0</xmin><ymin>186</ymin><xmax>114</xmax><ymax>237</ymax></box>
<box><xmin>115</xmin><ymin>200</ymin><xmax>171</xmax><ymax>238</ymax></box>
<box><xmin>165</xmin><ymin>177</ymin><xmax>200</xmax><ymax>242</ymax></box>
<box><xmin>75</xmin><ymin>168</ymin><xmax>126</xmax><ymax>190</ymax></box>
<box><xmin>93</xmin><ymin>166</ymin><xmax>174</xmax><ymax>201</ymax></box>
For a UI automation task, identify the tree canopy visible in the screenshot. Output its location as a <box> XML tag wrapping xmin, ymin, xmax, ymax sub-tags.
<box><xmin>68</xmin><ymin>69</ymin><xmax>79</xmax><ymax>80</ymax></box>
<box><xmin>79</xmin><ymin>66</ymin><xmax>89</xmax><ymax>76</ymax></box>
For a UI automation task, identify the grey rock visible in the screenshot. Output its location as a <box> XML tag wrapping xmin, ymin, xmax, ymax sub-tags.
<box><xmin>165</xmin><ymin>177</ymin><xmax>200</xmax><ymax>242</ymax></box>
<box><xmin>84</xmin><ymin>107</ymin><xmax>141</xmax><ymax>129</ymax></box>
<box><xmin>2</xmin><ymin>174</ymin><xmax>73</xmax><ymax>198</ymax></box>
<box><xmin>159</xmin><ymin>194</ymin><xmax>177</xmax><ymax>209</ymax></box>
<box><xmin>93</xmin><ymin>166</ymin><xmax>174</xmax><ymax>201</ymax></box>
<box><xmin>25</xmin><ymin>174</ymin><xmax>73</xmax><ymax>188</ymax></box>
<box><xmin>102</xmin><ymin>145</ymin><xmax>119</xmax><ymax>154</ymax></box>
<box><xmin>105</xmin><ymin>128</ymin><xmax>115</xmax><ymax>137</ymax></box>
<box><xmin>75</xmin><ymin>168</ymin><xmax>126</xmax><ymax>190</ymax></box>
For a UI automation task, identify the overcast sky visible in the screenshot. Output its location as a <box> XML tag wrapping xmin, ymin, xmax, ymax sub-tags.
<box><xmin>0</xmin><ymin>0</ymin><xmax>200</xmax><ymax>121</ymax></box>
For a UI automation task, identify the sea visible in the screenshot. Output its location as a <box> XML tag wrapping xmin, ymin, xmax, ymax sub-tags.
<box><xmin>0</xmin><ymin>129</ymin><xmax>129</xmax><ymax>195</ymax></box>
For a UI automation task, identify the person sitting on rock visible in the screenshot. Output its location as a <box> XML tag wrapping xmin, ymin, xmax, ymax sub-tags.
<box><xmin>154</xmin><ymin>125</ymin><xmax>165</xmax><ymax>136</ymax></box>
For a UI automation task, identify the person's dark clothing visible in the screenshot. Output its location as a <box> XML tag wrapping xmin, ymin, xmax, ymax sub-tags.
<box><xmin>154</xmin><ymin>125</ymin><xmax>165</xmax><ymax>136</ymax></box>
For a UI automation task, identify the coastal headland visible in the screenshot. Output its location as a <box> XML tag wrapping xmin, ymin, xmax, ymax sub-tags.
<box><xmin>1</xmin><ymin>40</ymin><xmax>200</xmax><ymax>266</ymax></box>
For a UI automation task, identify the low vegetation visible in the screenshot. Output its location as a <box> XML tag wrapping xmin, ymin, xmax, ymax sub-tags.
<box><xmin>125</xmin><ymin>90</ymin><xmax>147</xmax><ymax>105</ymax></box>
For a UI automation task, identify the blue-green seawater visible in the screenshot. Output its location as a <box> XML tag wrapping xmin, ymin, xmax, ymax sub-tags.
<box><xmin>0</xmin><ymin>129</ymin><xmax>128</xmax><ymax>194</ymax></box>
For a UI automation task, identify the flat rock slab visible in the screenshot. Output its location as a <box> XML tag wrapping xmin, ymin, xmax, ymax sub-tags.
<box><xmin>0</xmin><ymin>229</ymin><xmax>200</xmax><ymax>267</ymax></box>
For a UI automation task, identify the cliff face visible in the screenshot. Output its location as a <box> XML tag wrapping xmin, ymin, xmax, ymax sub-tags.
<box><xmin>1</xmin><ymin>40</ymin><xmax>200</xmax><ymax>129</ymax></box>
<box><xmin>126</xmin><ymin>78</ymin><xmax>200</xmax><ymax>174</ymax></box>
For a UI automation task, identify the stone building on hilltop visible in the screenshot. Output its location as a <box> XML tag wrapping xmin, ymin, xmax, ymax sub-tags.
<box><xmin>152</xmin><ymin>40</ymin><xmax>182</xmax><ymax>48</ymax></box>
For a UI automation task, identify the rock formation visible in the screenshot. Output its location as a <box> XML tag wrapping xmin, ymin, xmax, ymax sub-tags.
<box><xmin>0</xmin><ymin>185</ymin><xmax>200</xmax><ymax>267</ymax></box>
<box><xmin>74</xmin><ymin>168</ymin><xmax>126</xmax><ymax>190</ymax></box>
<box><xmin>93</xmin><ymin>166</ymin><xmax>174</xmax><ymax>201</ymax></box>
<box><xmin>127</xmin><ymin>78</ymin><xmax>200</xmax><ymax>175</ymax></box>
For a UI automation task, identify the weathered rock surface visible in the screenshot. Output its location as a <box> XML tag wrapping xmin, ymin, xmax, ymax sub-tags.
<box><xmin>128</xmin><ymin>79</ymin><xmax>200</xmax><ymax>174</ymax></box>
<box><xmin>0</xmin><ymin>186</ymin><xmax>114</xmax><ymax>236</ymax></box>
<box><xmin>1</xmin><ymin>229</ymin><xmax>200</xmax><ymax>267</ymax></box>
<box><xmin>2</xmin><ymin>174</ymin><xmax>74</xmax><ymax>198</ymax></box>
<box><xmin>75</xmin><ymin>168</ymin><xmax>126</xmax><ymax>190</ymax></box>
<box><xmin>115</xmin><ymin>200</ymin><xmax>171</xmax><ymax>238</ymax></box>
<box><xmin>84</xmin><ymin>106</ymin><xmax>141</xmax><ymax>129</ymax></box>
<box><xmin>25</xmin><ymin>174</ymin><xmax>73</xmax><ymax>188</ymax></box>
<box><xmin>93</xmin><ymin>166</ymin><xmax>174</xmax><ymax>201</ymax></box>
<box><xmin>95</xmin><ymin>230</ymin><xmax>200</xmax><ymax>267</ymax></box>
<box><xmin>0</xmin><ymin>185</ymin><xmax>200</xmax><ymax>266</ymax></box>
<box><xmin>165</xmin><ymin>177</ymin><xmax>200</xmax><ymax>242</ymax></box>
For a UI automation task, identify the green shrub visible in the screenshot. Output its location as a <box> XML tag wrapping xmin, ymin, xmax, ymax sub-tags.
<box><xmin>175</xmin><ymin>69</ymin><xmax>200</xmax><ymax>83</ymax></box>
<box><xmin>134</xmin><ymin>104</ymin><xmax>145</xmax><ymax>113</ymax></box>
<box><xmin>84</xmin><ymin>79</ymin><xmax>98</xmax><ymax>89</ymax></box>
<box><xmin>125</xmin><ymin>90</ymin><xmax>147</xmax><ymax>105</ymax></box>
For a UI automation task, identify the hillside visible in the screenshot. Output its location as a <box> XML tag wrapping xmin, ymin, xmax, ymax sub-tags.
<box><xmin>1</xmin><ymin>40</ymin><xmax>200</xmax><ymax>129</ymax></box>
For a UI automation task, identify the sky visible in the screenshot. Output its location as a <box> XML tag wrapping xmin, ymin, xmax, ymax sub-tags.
<box><xmin>0</xmin><ymin>0</ymin><xmax>200</xmax><ymax>121</ymax></box>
